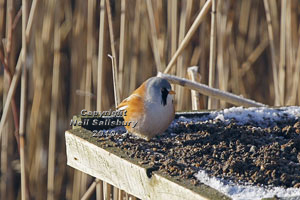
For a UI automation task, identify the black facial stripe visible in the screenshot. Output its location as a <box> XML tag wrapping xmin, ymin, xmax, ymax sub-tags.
<box><xmin>161</xmin><ymin>88</ymin><xmax>168</xmax><ymax>106</ymax></box>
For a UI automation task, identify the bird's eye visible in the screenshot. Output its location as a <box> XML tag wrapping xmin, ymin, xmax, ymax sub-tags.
<box><xmin>161</xmin><ymin>88</ymin><xmax>168</xmax><ymax>93</ymax></box>
<box><xmin>161</xmin><ymin>88</ymin><xmax>168</xmax><ymax>106</ymax></box>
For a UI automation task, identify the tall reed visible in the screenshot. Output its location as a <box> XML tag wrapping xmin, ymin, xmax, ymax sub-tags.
<box><xmin>0</xmin><ymin>1</ymin><xmax>300</xmax><ymax>199</ymax></box>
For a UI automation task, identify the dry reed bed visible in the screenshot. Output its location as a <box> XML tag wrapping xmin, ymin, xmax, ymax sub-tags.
<box><xmin>0</xmin><ymin>0</ymin><xmax>300</xmax><ymax>199</ymax></box>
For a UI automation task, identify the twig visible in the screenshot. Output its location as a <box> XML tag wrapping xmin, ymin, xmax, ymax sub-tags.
<box><xmin>1</xmin><ymin>4</ymin><xmax>21</xmax><ymax>199</ymax></box>
<box><xmin>240</xmin><ymin>38</ymin><xmax>269</xmax><ymax>76</ymax></box>
<box><xmin>0</xmin><ymin>51</ymin><xmax>19</xmax><ymax>147</ymax></box>
<box><xmin>117</xmin><ymin>0</ymin><xmax>125</xmax><ymax>191</ymax></box>
<box><xmin>1</xmin><ymin>7</ymin><xmax>20</xmax><ymax>148</ymax></box>
<box><xmin>164</xmin><ymin>0</ymin><xmax>212</xmax><ymax>74</ymax></box>
<box><xmin>158</xmin><ymin>72</ymin><xmax>266</xmax><ymax>107</ymax></box>
<box><xmin>106</xmin><ymin>0</ymin><xmax>120</xmax><ymax>107</ymax></box>
<box><xmin>105</xmin><ymin>0</ymin><xmax>118</xmax><ymax>71</ymax></box>
<box><xmin>12</xmin><ymin>8</ymin><xmax>22</xmax><ymax>30</ymax></box>
<box><xmin>25</xmin><ymin>0</ymin><xmax>38</xmax><ymax>41</ymax></box>
<box><xmin>0</xmin><ymin>49</ymin><xmax>23</xmax><ymax>141</ymax></box>
<box><xmin>0</xmin><ymin>0</ymin><xmax>39</xmax><ymax>142</ymax></box>
<box><xmin>208</xmin><ymin>0</ymin><xmax>216</xmax><ymax>109</ymax></box>
<box><xmin>108</xmin><ymin>54</ymin><xmax>120</xmax><ymax>108</ymax></box>
<box><xmin>146</xmin><ymin>0</ymin><xmax>163</xmax><ymax>72</ymax></box>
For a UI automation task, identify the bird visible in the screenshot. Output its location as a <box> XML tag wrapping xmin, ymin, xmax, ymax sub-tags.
<box><xmin>117</xmin><ymin>77</ymin><xmax>176</xmax><ymax>141</ymax></box>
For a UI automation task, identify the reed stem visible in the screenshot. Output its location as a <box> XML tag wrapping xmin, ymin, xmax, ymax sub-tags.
<box><xmin>208</xmin><ymin>0</ymin><xmax>216</xmax><ymax>109</ymax></box>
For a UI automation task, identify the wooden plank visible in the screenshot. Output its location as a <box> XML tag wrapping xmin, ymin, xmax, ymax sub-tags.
<box><xmin>65</xmin><ymin>128</ymin><xmax>230</xmax><ymax>200</ymax></box>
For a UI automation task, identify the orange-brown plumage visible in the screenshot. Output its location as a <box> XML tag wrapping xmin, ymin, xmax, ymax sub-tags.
<box><xmin>117</xmin><ymin>77</ymin><xmax>175</xmax><ymax>140</ymax></box>
<box><xmin>117</xmin><ymin>82</ymin><xmax>146</xmax><ymax>132</ymax></box>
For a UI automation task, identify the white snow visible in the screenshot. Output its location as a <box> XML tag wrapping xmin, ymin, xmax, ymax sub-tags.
<box><xmin>98</xmin><ymin>106</ymin><xmax>300</xmax><ymax>199</ymax></box>
<box><xmin>195</xmin><ymin>170</ymin><xmax>300</xmax><ymax>200</ymax></box>
<box><xmin>172</xmin><ymin>106</ymin><xmax>300</xmax><ymax>128</ymax></box>
<box><xmin>186</xmin><ymin>106</ymin><xmax>300</xmax><ymax>200</ymax></box>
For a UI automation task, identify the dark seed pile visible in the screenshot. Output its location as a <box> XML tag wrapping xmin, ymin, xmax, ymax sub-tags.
<box><xmin>94</xmin><ymin>119</ymin><xmax>300</xmax><ymax>189</ymax></box>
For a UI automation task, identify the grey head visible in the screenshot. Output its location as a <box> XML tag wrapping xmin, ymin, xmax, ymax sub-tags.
<box><xmin>146</xmin><ymin>77</ymin><xmax>173</xmax><ymax>106</ymax></box>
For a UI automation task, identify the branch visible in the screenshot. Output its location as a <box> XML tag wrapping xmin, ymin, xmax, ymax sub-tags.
<box><xmin>158</xmin><ymin>72</ymin><xmax>266</xmax><ymax>108</ymax></box>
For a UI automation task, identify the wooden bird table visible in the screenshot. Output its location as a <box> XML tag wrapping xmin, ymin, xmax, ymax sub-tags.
<box><xmin>66</xmin><ymin>107</ymin><xmax>300</xmax><ymax>200</ymax></box>
<box><xmin>65</xmin><ymin>113</ymin><xmax>230</xmax><ymax>200</ymax></box>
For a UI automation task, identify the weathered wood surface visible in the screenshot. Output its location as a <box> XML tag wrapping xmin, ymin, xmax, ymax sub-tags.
<box><xmin>65</xmin><ymin>128</ymin><xmax>230</xmax><ymax>200</ymax></box>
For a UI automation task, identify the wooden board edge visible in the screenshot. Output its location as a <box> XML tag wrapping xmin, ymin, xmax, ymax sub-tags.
<box><xmin>65</xmin><ymin>130</ymin><xmax>230</xmax><ymax>200</ymax></box>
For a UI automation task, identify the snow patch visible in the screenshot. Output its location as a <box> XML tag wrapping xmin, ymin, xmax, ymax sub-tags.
<box><xmin>171</xmin><ymin>106</ymin><xmax>300</xmax><ymax>128</ymax></box>
<box><xmin>195</xmin><ymin>170</ymin><xmax>300</xmax><ymax>200</ymax></box>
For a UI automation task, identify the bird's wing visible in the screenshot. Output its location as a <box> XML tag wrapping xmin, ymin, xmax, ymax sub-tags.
<box><xmin>117</xmin><ymin>94</ymin><xmax>145</xmax><ymax>118</ymax></box>
<box><xmin>117</xmin><ymin>81</ymin><xmax>146</xmax><ymax>117</ymax></box>
<box><xmin>117</xmin><ymin>94</ymin><xmax>139</xmax><ymax>110</ymax></box>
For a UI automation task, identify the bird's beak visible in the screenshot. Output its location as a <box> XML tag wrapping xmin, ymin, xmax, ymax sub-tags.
<box><xmin>169</xmin><ymin>90</ymin><xmax>176</xmax><ymax>95</ymax></box>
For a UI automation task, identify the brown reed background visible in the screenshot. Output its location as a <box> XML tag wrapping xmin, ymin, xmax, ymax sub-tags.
<box><xmin>0</xmin><ymin>0</ymin><xmax>300</xmax><ymax>199</ymax></box>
